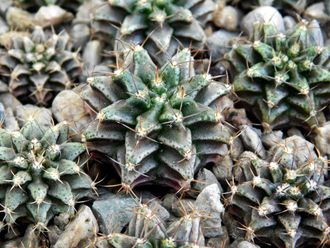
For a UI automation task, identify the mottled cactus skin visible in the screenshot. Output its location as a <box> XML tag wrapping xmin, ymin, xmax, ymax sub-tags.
<box><xmin>226</xmin><ymin>149</ymin><xmax>330</xmax><ymax>248</ymax></box>
<box><xmin>92</xmin><ymin>0</ymin><xmax>215</xmax><ymax>65</ymax></box>
<box><xmin>0</xmin><ymin>27</ymin><xmax>81</xmax><ymax>106</ymax></box>
<box><xmin>226</xmin><ymin>21</ymin><xmax>330</xmax><ymax>130</ymax></box>
<box><xmin>83</xmin><ymin>46</ymin><xmax>232</xmax><ymax>190</ymax></box>
<box><xmin>0</xmin><ymin>120</ymin><xmax>92</xmax><ymax>227</ymax></box>
<box><xmin>108</xmin><ymin>203</ymin><xmax>206</xmax><ymax>248</ymax></box>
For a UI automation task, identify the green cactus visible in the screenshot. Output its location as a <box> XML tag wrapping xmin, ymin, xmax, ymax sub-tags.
<box><xmin>225</xmin><ymin>145</ymin><xmax>330</xmax><ymax>248</ymax></box>
<box><xmin>82</xmin><ymin>46</ymin><xmax>232</xmax><ymax>191</ymax></box>
<box><xmin>226</xmin><ymin>21</ymin><xmax>330</xmax><ymax>130</ymax></box>
<box><xmin>0</xmin><ymin>120</ymin><xmax>92</xmax><ymax>228</ymax></box>
<box><xmin>92</xmin><ymin>0</ymin><xmax>215</xmax><ymax>65</ymax></box>
<box><xmin>0</xmin><ymin>26</ymin><xmax>81</xmax><ymax>106</ymax></box>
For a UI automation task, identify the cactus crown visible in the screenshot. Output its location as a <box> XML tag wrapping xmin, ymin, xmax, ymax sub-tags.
<box><xmin>226</xmin><ymin>147</ymin><xmax>330</xmax><ymax>247</ymax></box>
<box><xmin>0</xmin><ymin>120</ymin><xmax>92</xmax><ymax>227</ymax></box>
<box><xmin>93</xmin><ymin>0</ymin><xmax>214</xmax><ymax>64</ymax></box>
<box><xmin>83</xmin><ymin>46</ymin><xmax>232</xmax><ymax>189</ymax></box>
<box><xmin>0</xmin><ymin>26</ymin><xmax>81</xmax><ymax>106</ymax></box>
<box><xmin>226</xmin><ymin>21</ymin><xmax>330</xmax><ymax>129</ymax></box>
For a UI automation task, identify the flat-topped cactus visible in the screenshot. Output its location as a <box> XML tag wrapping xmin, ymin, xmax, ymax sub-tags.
<box><xmin>0</xmin><ymin>26</ymin><xmax>81</xmax><ymax>106</ymax></box>
<box><xmin>0</xmin><ymin>120</ymin><xmax>92</xmax><ymax>228</ymax></box>
<box><xmin>226</xmin><ymin>21</ymin><xmax>330</xmax><ymax>130</ymax></box>
<box><xmin>82</xmin><ymin>46</ymin><xmax>232</xmax><ymax>190</ymax></box>
<box><xmin>92</xmin><ymin>0</ymin><xmax>215</xmax><ymax>65</ymax></box>
<box><xmin>226</xmin><ymin>148</ymin><xmax>330</xmax><ymax>248</ymax></box>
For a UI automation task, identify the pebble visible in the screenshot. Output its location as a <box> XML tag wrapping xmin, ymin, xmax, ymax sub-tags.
<box><xmin>206</xmin><ymin>30</ymin><xmax>238</xmax><ymax>59</ymax></box>
<box><xmin>15</xmin><ymin>104</ymin><xmax>52</xmax><ymax>128</ymax></box>
<box><xmin>52</xmin><ymin>90</ymin><xmax>93</xmax><ymax>138</ymax></box>
<box><xmin>35</xmin><ymin>5</ymin><xmax>73</xmax><ymax>27</ymax></box>
<box><xmin>241</xmin><ymin>6</ymin><xmax>285</xmax><ymax>37</ymax></box>
<box><xmin>304</xmin><ymin>2</ymin><xmax>330</xmax><ymax>25</ymax></box>
<box><xmin>53</xmin><ymin>205</ymin><xmax>98</xmax><ymax>248</ymax></box>
<box><xmin>240</xmin><ymin>125</ymin><xmax>266</xmax><ymax>159</ymax></box>
<box><xmin>195</xmin><ymin>184</ymin><xmax>224</xmax><ymax>237</ymax></box>
<box><xmin>213</xmin><ymin>5</ymin><xmax>242</xmax><ymax>31</ymax></box>
<box><xmin>92</xmin><ymin>193</ymin><xmax>137</xmax><ymax>234</ymax></box>
<box><xmin>313</xmin><ymin>122</ymin><xmax>330</xmax><ymax>156</ymax></box>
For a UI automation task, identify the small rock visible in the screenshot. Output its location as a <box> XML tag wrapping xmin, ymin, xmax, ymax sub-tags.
<box><xmin>15</xmin><ymin>104</ymin><xmax>52</xmax><ymax>128</ymax></box>
<box><xmin>212</xmin><ymin>155</ymin><xmax>233</xmax><ymax>182</ymax></box>
<box><xmin>54</xmin><ymin>205</ymin><xmax>98</xmax><ymax>248</ymax></box>
<box><xmin>213</xmin><ymin>5</ymin><xmax>242</xmax><ymax>31</ymax></box>
<box><xmin>241</xmin><ymin>6</ymin><xmax>285</xmax><ymax>37</ymax></box>
<box><xmin>313</xmin><ymin>122</ymin><xmax>330</xmax><ymax>156</ymax></box>
<box><xmin>304</xmin><ymin>2</ymin><xmax>330</xmax><ymax>25</ymax></box>
<box><xmin>305</xmin><ymin>19</ymin><xmax>324</xmax><ymax>47</ymax></box>
<box><xmin>6</xmin><ymin>7</ymin><xmax>37</xmax><ymax>30</ymax></box>
<box><xmin>207</xmin><ymin>227</ymin><xmax>229</xmax><ymax>248</ymax></box>
<box><xmin>0</xmin><ymin>16</ymin><xmax>8</xmax><ymax>35</ymax></box>
<box><xmin>283</xmin><ymin>16</ymin><xmax>297</xmax><ymax>30</ymax></box>
<box><xmin>35</xmin><ymin>5</ymin><xmax>73</xmax><ymax>27</ymax></box>
<box><xmin>230</xmin><ymin>240</ymin><xmax>261</xmax><ymax>248</ymax></box>
<box><xmin>92</xmin><ymin>193</ymin><xmax>137</xmax><ymax>234</ymax></box>
<box><xmin>83</xmin><ymin>40</ymin><xmax>104</xmax><ymax>77</ymax></box>
<box><xmin>0</xmin><ymin>92</ymin><xmax>21</xmax><ymax>111</ymax></box>
<box><xmin>240</xmin><ymin>125</ymin><xmax>266</xmax><ymax>159</ymax></box>
<box><xmin>192</xmin><ymin>168</ymin><xmax>223</xmax><ymax>197</ymax></box>
<box><xmin>262</xmin><ymin>130</ymin><xmax>283</xmax><ymax>148</ymax></box>
<box><xmin>206</xmin><ymin>30</ymin><xmax>238</xmax><ymax>59</ymax></box>
<box><xmin>52</xmin><ymin>90</ymin><xmax>93</xmax><ymax>138</ymax></box>
<box><xmin>4</xmin><ymin>107</ymin><xmax>19</xmax><ymax>131</ymax></box>
<box><xmin>0</xmin><ymin>31</ymin><xmax>30</xmax><ymax>48</ymax></box>
<box><xmin>195</xmin><ymin>184</ymin><xmax>224</xmax><ymax>237</ymax></box>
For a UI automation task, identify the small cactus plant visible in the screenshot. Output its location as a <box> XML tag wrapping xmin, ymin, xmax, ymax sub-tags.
<box><xmin>0</xmin><ymin>26</ymin><xmax>81</xmax><ymax>106</ymax></box>
<box><xmin>83</xmin><ymin>46</ymin><xmax>232</xmax><ymax>191</ymax></box>
<box><xmin>226</xmin><ymin>21</ymin><xmax>330</xmax><ymax>130</ymax></box>
<box><xmin>0</xmin><ymin>120</ymin><xmax>92</xmax><ymax>228</ymax></box>
<box><xmin>225</xmin><ymin>146</ymin><xmax>330</xmax><ymax>248</ymax></box>
<box><xmin>92</xmin><ymin>0</ymin><xmax>215</xmax><ymax>65</ymax></box>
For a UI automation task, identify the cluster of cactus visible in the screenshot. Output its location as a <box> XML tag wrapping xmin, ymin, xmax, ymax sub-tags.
<box><xmin>226</xmin><ymin>21</ymin><xmax>330</xmax><ymax>130</ymax></box>
<box><xmin>225</xmin><ymin>136</ymin><xmax>330</xmax><ymax>248</ymax></box>
<box><xmin>0</xmin><ymin>26</ymin><xmax>81</xmax><ymax>106</ymax></box>
<box><xmin>0</xmin><ymin>120</ymin><xmax>92</xmax><ymax>227</ymax></box>
<box><xmin>92</xmin><ymin>0</ymin><xmax>215</xmax><ymax>65</ymax></box>
<box><xmin>82</xmin><ymin>46</ymin><xmax>232</xmax><ymax>190</ymax></box>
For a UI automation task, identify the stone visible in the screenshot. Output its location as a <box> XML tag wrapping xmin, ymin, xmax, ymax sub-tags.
<box><xmin>213</xmin><ymin>5</ymin><xmax>242</xmax><ymax>31</ymax></box>
<box><xmin>15</xmin><ymin>104</ymin><xmax>52</xmax><ymax>128</ymax></box>
<box><xmin>92</xmin><ymin>193</ymin><xmax>137</xmax><ymax>234</ymax></box>
<box><xmin>241</xmin><ymin>6</ymin><xmax>284</xmax><ymax>37</ymax></box>
<box><xmin>240</xmin><ymin>125</ymin><xmax>266</xmax><ymax>159</ymax></box>
<box><xmin>192</xmin><ymin>169</ymin><xmax>223</xmax><ymax>197</ymax></box>
<box><xmin>6</xmin><ymin>7</ymin><xmax>37</xmax><ymax>30</ymax></box>
<box><xmin>82</xmin><ymin>40</ymin><xmax>103</xmax><ymax>77</ymax></box>
<box><xmin>206</xmin><ymin>30</ymin><xmax>238</xmax><ymax>59</ymax></box>
<box><xmin>20</xmin><ymin>225</ymin><xmax>40</xmax><ymax>248</ymax></box>
<box><xmin>52</xmin><ymin>90</ymin><xmax>93</xmax><ymax>138</ymax></box>
<box><xmin>313</xmin><ymin>122</ymin><xmax>330</xmax><ymax>156</ymax></box>
<box><xmin>304</xmin><ymin>2</ymin><xmax>330</xmax><ymax>25</ymax></box>
<box><xmin>195</xmin><ymin>184</ymin><xmax>224</xmax><ymax>237</ymax></box>
<box><xmin>35</xmin><ymin>5</ymin><xmax>73</xmax><ymax>27</ymax></box>
<box><xmin>54</xmin><ymin>205</ymin><xmax>98</xmax><ymax>248</ymax></box>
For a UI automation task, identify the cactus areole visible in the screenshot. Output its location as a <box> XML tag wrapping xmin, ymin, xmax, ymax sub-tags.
<box><xmin>83</xmin><ymin>46</ymin><xmax>232</xmax><ymax>190</ymax></box>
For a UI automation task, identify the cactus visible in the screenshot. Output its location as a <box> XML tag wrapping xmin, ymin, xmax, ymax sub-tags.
<box><xmin>0</xmin><ymin>120</ymin><xmax>92</xmax><ymax>227</ymax></box>
<box><xmin>232</xmin><ymin>0</ymin><xmax>309</xmax><ymax>13</ymax></box>
<box><xmin>0</xmin><ymin>26</ymin><xmax>81</xmax><ymax>106</ymax></box>
<box><xmin>92</xmin><ymin>0</ymin><xmax>215</xmax><ymax>65</ymax></box>
<box><xmin>225</xmin><ymin>135</ymin><xmax>330</xmax><ymax>248</ymax></box>
<box><xmin>226</xmin><ymin>21</ymin><xmax>330</xmax><ymax>130</ymax></box>
<box><xmin>107</xmin><ymin>202</ymin><xmax>206</xmax><ymax>248</ymax></box>
<box><xmin>82</xmin><ymin>46</ymin><xmax>232</xmax><ymax>191</ymax></box>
